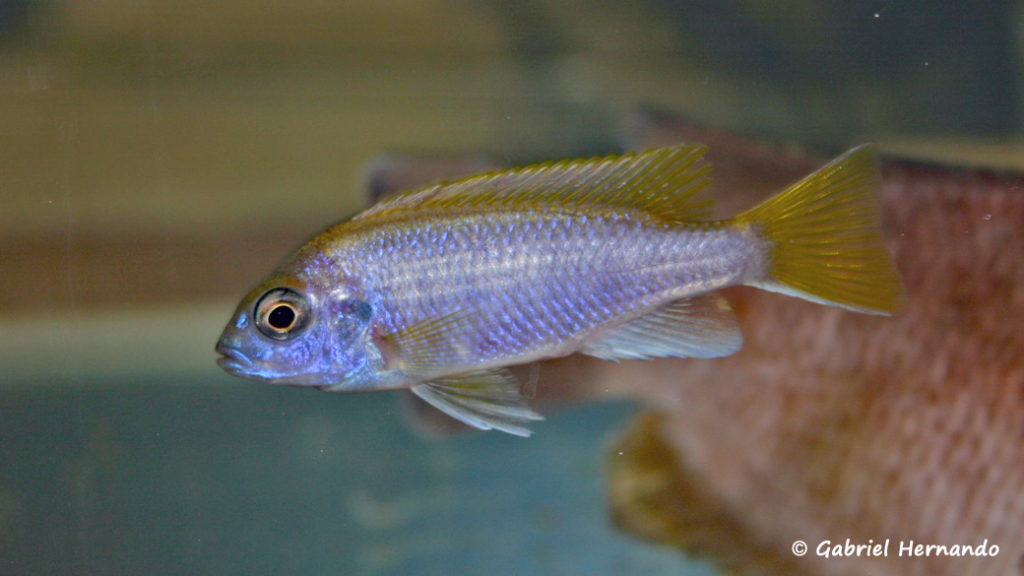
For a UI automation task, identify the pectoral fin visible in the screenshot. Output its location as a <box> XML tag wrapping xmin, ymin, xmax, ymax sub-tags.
<box><xmin>410</xmin><ymin>369</ymin><xmax>545</xmax><ymax>437</ymax></box>
<box><xmin>581</xmin><ymin>292</ymin><xmax>742</xmax><ymax>360</ymax></box>
<box><xmin>380</xmin><ymin>311</ymin><xmax>472</xmax><ymax>373</ymax></box>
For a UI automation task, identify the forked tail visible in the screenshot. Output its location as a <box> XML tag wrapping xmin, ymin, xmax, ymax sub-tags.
<box><xmin>735</xmin><ymin>144</ymin><xmax>905</xmax><ymax>315</ymax></box>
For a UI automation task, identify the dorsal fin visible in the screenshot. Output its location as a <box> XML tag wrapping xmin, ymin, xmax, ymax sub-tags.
<box><xmin>355</xmin><ymin>145</ymin><xmax>714</xmax><ymax>223</ymax></box>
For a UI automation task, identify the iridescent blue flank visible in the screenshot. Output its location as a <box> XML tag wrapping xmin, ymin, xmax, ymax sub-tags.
<box><xmin>300</xmin><ymin>210</ymin><xmax>759</xmax><ymax>376</ymax></box>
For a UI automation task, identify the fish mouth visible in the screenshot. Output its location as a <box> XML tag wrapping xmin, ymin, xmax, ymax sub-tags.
<box><xmin>214</xmin><ymin>340</ymin><xmax>336</xmax><ymax>386</ymax></box>
<box><xmin>215</xmin><ymin>342</ymin><xmax>255</xmax><ymax>374</ymax></box>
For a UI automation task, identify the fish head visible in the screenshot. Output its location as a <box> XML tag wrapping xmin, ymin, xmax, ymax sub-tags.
<box><xmin>215</xmin><ymin>274</ymin><xmax>381</xmax><ymax>390</ymax></box>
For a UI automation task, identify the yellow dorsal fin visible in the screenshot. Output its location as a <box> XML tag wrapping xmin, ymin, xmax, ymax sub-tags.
<box><xmin>355</xmin><ymin>145</ymin><xmax>714</xmax><ymax>223</ymax></box>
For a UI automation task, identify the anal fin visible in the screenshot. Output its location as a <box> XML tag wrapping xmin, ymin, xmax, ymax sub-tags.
<box><xmin>581</xmin><ymin>292</ymin><xmax>742</xmax><ymax>361</ymax></box>
<box><xmin>410</xmin><ymin>369</ymin><xmax>544</xmax><ymax>437</ymax></box>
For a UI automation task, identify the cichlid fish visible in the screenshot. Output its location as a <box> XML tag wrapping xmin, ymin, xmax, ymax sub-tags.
<box><xmin>215</xmin><ymin>144</ymin><xmax>905</xmax><ymax>436</ymax></box>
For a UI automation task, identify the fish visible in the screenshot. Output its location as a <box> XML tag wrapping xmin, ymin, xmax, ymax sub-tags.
<box><xmin>215</xmin><ymin>143</ymin><xmax>905</xmax><ymax>436</ymax></box>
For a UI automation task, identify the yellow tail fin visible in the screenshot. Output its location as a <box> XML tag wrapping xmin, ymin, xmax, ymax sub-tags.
<box><xmin>735</xmin><ymin>144</ymin><xmax>905</xmax><ymax>315</ymax></box>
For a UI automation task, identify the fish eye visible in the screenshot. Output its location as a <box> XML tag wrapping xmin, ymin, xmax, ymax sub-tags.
<box><xmin>267</xmin><ymin>304</ymin><xmax>296</xmax><ymax>330</ymax></box>
<box><xmin>255</xmin><ymin>288</ymin><xmax>310</xmax><ymax>340</ymax></box>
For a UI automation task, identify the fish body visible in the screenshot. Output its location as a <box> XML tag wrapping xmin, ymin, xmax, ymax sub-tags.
<box><xmin>216</xmin><ymin>144</ymin><xmax>904</xmax><ymax>435</ymax></box>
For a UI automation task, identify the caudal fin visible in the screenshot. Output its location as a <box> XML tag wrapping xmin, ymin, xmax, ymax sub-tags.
<box><xmin>735</xmin><ymin>144</ymin><xmax>905</xmax><ymax>315</ymax></box>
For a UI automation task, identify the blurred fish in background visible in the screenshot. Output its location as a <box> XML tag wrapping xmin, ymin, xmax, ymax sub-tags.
<box><xmin>607</xmin><ymin>112</ymin><xmax>1024</xmax><ymax>576</ymax></box>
